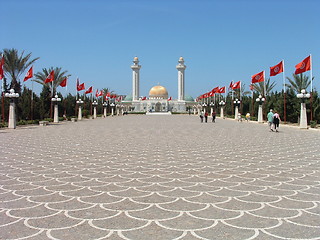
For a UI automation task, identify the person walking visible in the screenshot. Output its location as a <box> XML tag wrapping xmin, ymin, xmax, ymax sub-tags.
<box><xmin>245</xmin><ymin>113</ymin><xmax>250</xmax><ymax>122</ymax></box>
<box><xmin>199</xmin><ymin>110</ymin><xmax>204</xmax><ymax>123</ymax></box>
<box><xmin>273</xmin><ymin>111</ymin><xmax>281</xmax><ymax>132</ymax></box>
<box><xmin>204</xmin><ymin>111</ymin><xmax>208</xmax><ymax>123</ymax></box>
<box><xmin>211</xmin><ymin>111</ymin><xmax>216</xmax><ymax>123</ymax></box>
<box><xmin>267</xmin><ymin>109</ymin><xmax>274</xmax><ymax>131</ymax></box>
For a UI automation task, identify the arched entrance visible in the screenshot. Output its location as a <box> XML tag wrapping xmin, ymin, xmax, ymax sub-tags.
<box><xmin>155</xmin><ymin>102</ymin><xmax>162</xmax><ymax>112</ymax></box>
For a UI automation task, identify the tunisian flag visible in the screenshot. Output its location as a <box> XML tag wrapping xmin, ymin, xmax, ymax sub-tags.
<box><xmin>59</xmin><ymin>77</ymin><xmax>67</xmax><ymax>87</ymax></box>
<box><xmin>0</xmin><ymin>55</ymin><xmax>4</xmax><ymax>80</ymax></box>
<box><xmin>295</xmin><ymin>55</ymin><xmax>311</xmax><ymax>74</ymax></box>
<box><xmin>252</xmin><ymin>71</ymin><xmax>264</xmax><ymax>83</ymax></box>
<box><xmin>44</xmin><ymin>70</ymin><xmax>54</xmax><ymax>83</ymax></box>
<box><xmin>24</xmin><ymin>66</ymin><xmax>33</xmax><ymax>82</ymax></box>
<box><xmin>95</xmin><ymin>89</ymin><xmax>103</xmax><ymax>97</ymax></box>
<box><xmin>270</xmin><ymin>61</ymin><xmax>283</xmax><ymax>76</ymax></box>
<box><xmin>85</xmin><ymin>86</ymin><xmax>93</xmax><ymax>94</ymax></box>
<box><xmin>231</xmin><ymin>81</ymin><xmax>241</xmax><ymax>89</ymax></box>
<box><xmin>218</xmin><ymin>86</ymin><xmax>226</xmax><ymax>93</ymax></box>
<box><xmin>76</xmin><ymin>78</ymin><xmax>85</xmax><ymax>91</ymax></box>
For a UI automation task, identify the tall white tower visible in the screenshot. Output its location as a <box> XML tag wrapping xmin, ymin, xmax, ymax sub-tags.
<box><xmin>176</xmin><ymin>57</ymin><xmax>186</xmax><ymax>101</ymax></box>
<box><xmin>131</xmin><ymin>57</ymin><xmax>141</xmax><ymax>101</ymax></box>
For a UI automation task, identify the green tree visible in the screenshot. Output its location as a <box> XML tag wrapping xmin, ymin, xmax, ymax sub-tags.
<box><xmin>286</xmin><ymin>73</ymin><xmax>311</xmax><ymax>94</ymax></box>
<box><xmin>1</xmin><ymin>48</ymin><xmax>39</xmax><ymax>93</ymax></box>
<box><xmin>252</xmin><ymin>78</ymin><xmax>276</xmax><ymax>96</ymax></box>
<box><xmin>34</xmin><ymin>67</ymin><xmax>71</xmax><ymax>95</ymax></box>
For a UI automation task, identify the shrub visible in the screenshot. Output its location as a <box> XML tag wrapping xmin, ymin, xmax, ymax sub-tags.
<box><xmin>310</xmin><ymin>120</ymin><xmax>317</xmax><ymax>128</ymax></box>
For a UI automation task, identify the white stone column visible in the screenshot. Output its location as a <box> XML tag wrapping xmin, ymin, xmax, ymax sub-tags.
<box><xmin>93</xmin><ymin>106</ymin><xmax>97</xmax><ymax>119</ymax></box>
<box><xmin>131</xmin><ymin>57</ymin><xmax>141</xmax><ymax>101</ymax></box>
<box><xmin>111</xmin><ymin>108</ymin><xmax>114</xmax><ymax>116</ymax></box>
<box><xmin>176</xmin><ymin>57</ymin><xmax>186</xmax><ymax>101</ymax></box>
<box><xmin>103</xmin><ymin>107</ymin><xmax>107</xmax><ymax>118</ymax></box>
<box><xmin>78</xmin><ymin>106</ymin><xmax>82</xmax><ymax>120</ymax></box>
<box><xmin>194</xmin><ymin>108</ymin><xmax>196</xmax><ymax>115</ymax></box>
<box><xmin>258</xmin><ymin>105</ymin><xmax>263</xmax><ymax>123</ymax></box>
<box><xmin>8</xmin><ymin>101</ymin><xmax>16</xmax><ymax>129</ymax></box>
<box><xmin>220</xmin><ymin>107</ymin><xmax>224</xmax><ymax>118</ymax></box>
<box><xmin>54</xmin><ymin>104</ymin><xmax>59</xmax><ymax>123</ymax></box>
<box><xmin>300</xmin><ymin>102</ymin><xmax>308</xmax><ymax>129</ymax></box>
<box><xmin>234</xmin><ymin>106</ymin><xmax>239</xmax><ymax>120</ymax></box>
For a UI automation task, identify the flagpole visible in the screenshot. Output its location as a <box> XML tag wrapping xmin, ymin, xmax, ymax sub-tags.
<box><xmin>310</xmin><ymin>54</ymin><xmax>313</xmax><ymax>121</ymax></box>
<box><xmin>31</xmin><ymin>80</ymin><xmax>34</xmax><ymax>120</ymax></box>
<box><xmin>282</xmin><ymin>60</ymin><xmax>286</xmax><ymax>123</ymax></box>
<box><xmin>263</xmin><ymin>71</ymin><xmax>266</xmax><ymax>97</ymax></box>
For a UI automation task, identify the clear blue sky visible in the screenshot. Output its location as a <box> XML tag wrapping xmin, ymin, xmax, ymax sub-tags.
<box><xmin>1</xmin><ymin>0</ymin><xmax>319</xmax><ymax>98</ymax></box>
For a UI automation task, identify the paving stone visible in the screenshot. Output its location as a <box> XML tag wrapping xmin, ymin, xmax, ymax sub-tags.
<box><xmin>1</xmin><ymin>115</ymin><xmax>320</xmax><ymax>239</ymax></box>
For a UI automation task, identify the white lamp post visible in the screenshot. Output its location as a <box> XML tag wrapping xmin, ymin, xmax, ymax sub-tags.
<box><xmin>110</xmin><ymin>103</ymin><xmax>115</xmax><ymax>116</ymax></box>
<box><xmin>92</xmin><ymin>100</ymin><xmax>98</xmax><ymax>119</ymax></box>
<box><xmin>202</xmin><ymin>103</ymin><xmax>207</xmax><ymax>114</ymax></box>
<box><xmin>233</xmin><ymin>98</ymin><xmax>241</xmax><ymax>120</ymax></box>
<box><xmin>297</xmin><ymin>89</ymin><xmax>311</xmax><ymax>129</ymax></box>
<box><xmin>219</xmin><ymin>100</ymin><xmax>225</xmax><ymax>118</ymax></box>
<box><xmin>5</xmin><ymin>89</ymin><xmax>19</xmax><ymax>129</ymax></box>
<box><xmin>51</xmin><ymin>94</ymin><xmax>61</xmax><ymax>123</ymax></box>
<box><xmin>76</xmin><ymin>99</ymin><xmax>84</xmax><ymax>120</ymax></box>
<box><xmin>255</xmin><ymin>95</ymin><xmax>265</xmax><ymax>123</ymax></box>
<box><xmin>103</xmin><ymin>102</ymin><xmax>108</xmax><ymax>118</ymax></box>
<box><xmin>210</xmin><ymin>102</ymin><xmax>215</xmax><ymax>115</ymax></box>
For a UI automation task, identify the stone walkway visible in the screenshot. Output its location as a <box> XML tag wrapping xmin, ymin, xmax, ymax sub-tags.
<box><xmin>0</xmin><ymin>115</ymin><xmax>320</xmax><ymax>240</ymax></box>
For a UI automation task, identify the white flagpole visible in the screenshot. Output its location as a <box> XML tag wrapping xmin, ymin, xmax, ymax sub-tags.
<box><xmin>310</xmin><ymin>54</ymin><xmax>313</xmax><ymax>92</ymax></box>
<box><xmin>240</xmin><ymin>82</ymin><xmax>242</xmax><ymax>101</ymax></box>
<box><xmin>263</xmin><ymin>71</ymin><xmax>266</xmax><ymax>96</ymax></box>
<box><xmin>282</xmin><ymin>60</ymin><xmax>286</xmax><ymax>92</ymax></box>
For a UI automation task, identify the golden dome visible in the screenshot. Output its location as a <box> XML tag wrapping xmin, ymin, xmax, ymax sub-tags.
<box><xmin>149</xmin><ymin>85</ymin><xmax>168</xmax><ymax>99</ymax></box>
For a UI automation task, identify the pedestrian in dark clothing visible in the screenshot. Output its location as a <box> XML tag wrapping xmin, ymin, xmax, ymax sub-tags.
<box><xmin>199</xmin><ymin>111</ymin><xmax>204</xmax><ymax>123</ymax></box>
<box><xmin>273</xmin><ymin>111</ymin><xmax>281</xmax><ymax>132</ymax></box>
<box><xmin>212</xmin><ymin>111</ymin><xmax>216</xmax><ymax>122</ymax></box>
<box><xmin>204</xmin><ymin>112</ymin><xmax>208</xmax><ymax>123</ymax></box>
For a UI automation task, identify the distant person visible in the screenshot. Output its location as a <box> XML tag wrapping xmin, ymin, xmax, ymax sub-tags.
<box><xmin>245</xmin><ymin>113</ymin><xmax>250</xmax><ymax>122</ymax></box>
<box><xmin>199</xmin><ymin>111</ymin><xmax>204</xmax><ymax>123</ymax></box>
<box><xmin>273</xmin><ymin>111</ymin><xmax>281</xmax><ymax>132</ymax></box>
<box><xmin>204</xmin><ymin>111</ymin><xmax>208</xmax><ymax>123</ymax></box>
<box><xmin>212</xmin><ymin>111</ymin><xmax>216</xmax><ymax>123</ymax></box>
<box><xmin>237</xmin><ymin>112</ymin><xmax>242</xmax><ymax>122</ymax></box>
<box><xmin>267</xmin><ymin>109</ymin><xmax>274</xmax><ymax>131</ymax></box>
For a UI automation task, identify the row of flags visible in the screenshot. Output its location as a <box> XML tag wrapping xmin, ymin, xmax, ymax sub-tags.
<box><xmin>0</xmin><ymin>59</ymin><xmax>120</xmax><ymax>101</ymax></box>
<box><xmin>198</xmin><ymin>55</ymin><xmax>312</xmax><ymax>100</ymax></box>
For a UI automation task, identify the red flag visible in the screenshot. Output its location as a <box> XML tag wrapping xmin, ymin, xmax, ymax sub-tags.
<box><xmin>208</xmin><ymin>91</ymin><xmax>214</xmax><ymax>97</ymax></box>
<box><xmin>250</xmin><ymin>84</ymin><xmax>254</xmax><ymax>91</ymax></box>
<box><xmin>85</xmin><ymin>86</ymin><xmax>93</xmax><ymax>94</ymax></box>
<box><xmin>76</xmin><ymin>78</ymin><xmax>85</xmax><ymax>91</ymax></box>
<box><xmin>218</xmin><ymin>86</ymin><xmax>226</xmax><ymax>93</ymax></box>
<box><xmin>167</xmin><ymin>96</ymin><xmax>172</xmax><ymax>101</ymax></box>
<box><xmin>295</xmin><ymin>55</ymin><xmax>311</xmax><ymax>74</ymax></box>
<box><xmin>95</xmin><ymin>89</ymin><xmax>103</xmax><ymax>97</ymax></box>
<box><xmin>211</xmin><ymin>87</ymin><xmax>219</xmax><ymax>93</ymax></box>
<box><xmin>270</xmin><ymin>61</ymin><xmax>284</xmax><ymax>76</ymax></box>
<box><xmin>104</xmin><ymin>95</ymin><xmax>109</xmax><ymax>101</ymax></box>
<box><xmin>59</xmin><ymin>77</ymin><xmax>67</xmax><ymax>87</ymax></box>
<box><xmin>44</xmin><ymin>70</ymin><xmax>54</xmax><ymax>83</ymax></box>
<box><xmin>229</xmin><ymin>81</ymin><xmax>233</xmax><ymax>89</ymax></box>
<box><xmin>0</xmin><ymin>55</ymin><xmax>4</xmax><ymax>80</ymax></box>
<box><xmin>23</xmin><ymin>66</ymin><xmax>33</xmax><ymax>82</ymax></box>
<box><xmin>232</xmin><ymin>81</ymin><xmax>241</xmax><ymax>89</ymax></box>
<box><xmin>252</xmin><ymin>71</ymin><xmax>264</xmax><ymax>83</ymax></box>
<box><xmin>141</xmin><ymin>96</ymin><xmax>147</xmax><ymax>100</ymax></box>
<box><xmin>203</xmin><ymin>92</ymin><xmax>209</xmax><ymax>98</ymax></box>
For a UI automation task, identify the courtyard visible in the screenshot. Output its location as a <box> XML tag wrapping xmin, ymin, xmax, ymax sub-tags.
<box><xmin>0</xmin><ymin>115</ymin><xmax>320</xmax><ymax>240</ymax></box>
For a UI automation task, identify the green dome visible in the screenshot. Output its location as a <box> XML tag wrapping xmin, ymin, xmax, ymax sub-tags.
<box><xmin>123</xmin><ymin>94</ymin><xmax>133</xmax><ymax>101</ymax></box>
<box><xmin>184</xmin><ymin>95</ymin><xmax>194</xmax><ymax>102</ymax></box>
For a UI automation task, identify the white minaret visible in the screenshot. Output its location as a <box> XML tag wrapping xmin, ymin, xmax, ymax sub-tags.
<box><xmin>176</xmin><ymin>56</ymin><xmax>186</xmax><ymax>101</ymax></box>
<box><xmin>131</xmin><ymin>57</ymin><xmax>141</xmax><ymax>101</ymax></box>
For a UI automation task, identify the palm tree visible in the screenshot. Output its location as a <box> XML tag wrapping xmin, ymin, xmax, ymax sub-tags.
<box><xmin>252</xmin><ymin>78</ymin><xmax>276</xmax><ymax>96</ymax></box>
<box><xmin>1</xmin><ymin>48</ymin><xmax>39</xmax><ymax>92</ymax></box>
<box><xmin>286</xmin><ymin>73</ymin><xmax>311</xmax><ymax>94</ymax></box>
<box><xmin>33</xmin><ymin>67</ymin><xmax>71</xmax><ymax>95</ymax></box>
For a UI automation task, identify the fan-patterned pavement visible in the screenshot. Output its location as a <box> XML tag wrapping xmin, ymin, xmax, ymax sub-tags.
<box><xmin>0</xmin><ymin>115</ymin><xmax>320</xmax><ymax>240</ymax></box>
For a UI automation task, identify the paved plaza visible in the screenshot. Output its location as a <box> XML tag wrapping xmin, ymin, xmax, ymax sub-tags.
<box><xmin>0</xmin><ymin>115</ymin><xmax>320</xmax><ymax>240</ymax></box>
